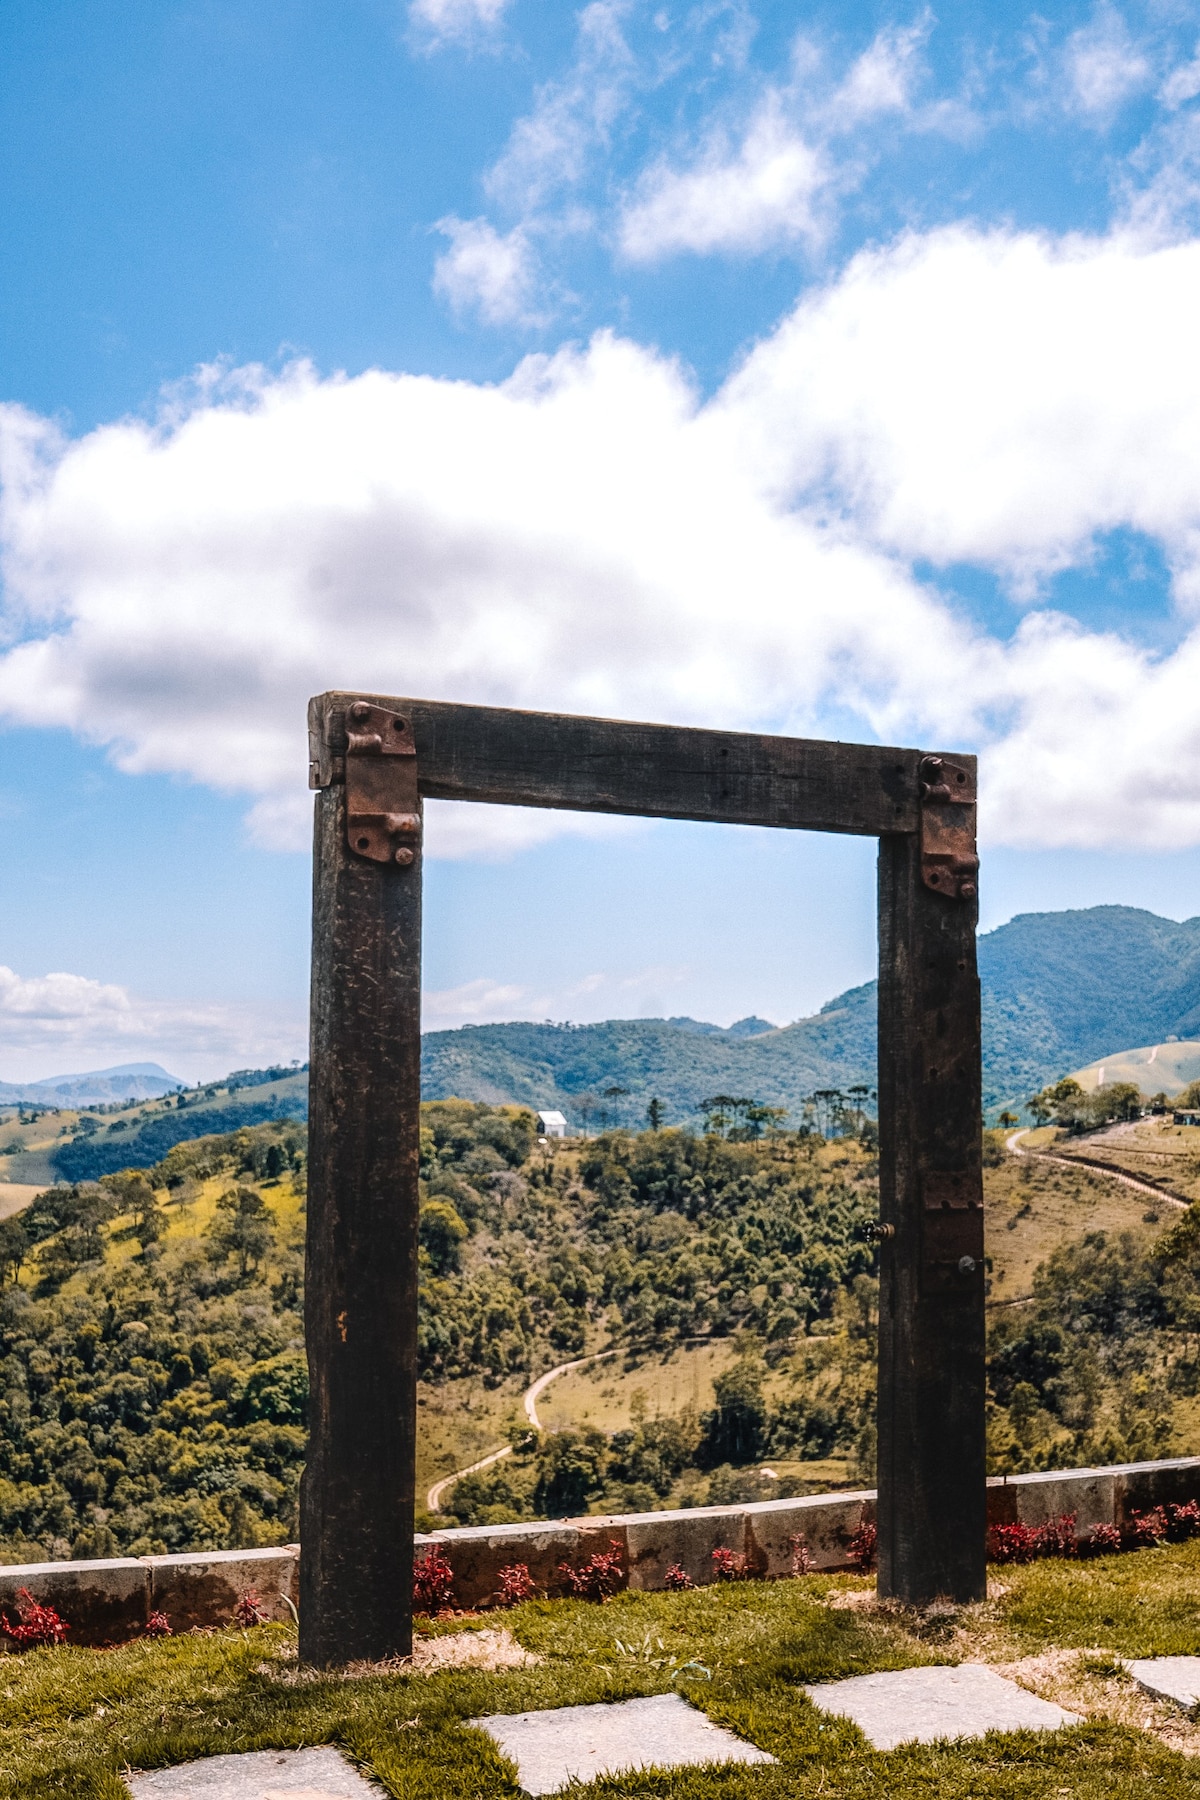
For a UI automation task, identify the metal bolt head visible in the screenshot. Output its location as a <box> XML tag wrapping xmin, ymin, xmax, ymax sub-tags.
<box><xmin>395</xmin><ymin>846</ymin><xmax>414</xmax><ymax>866</ymax></box>
<box><xmin>958</xmin><ymin>1255</ymin><xmax>976</xmax><ymax>1274</ymax></box>
<box><xmin>961</xmin><ymin>882</ymin><xmax>977</xmax><ymax>898</ymax></box>
<box><xmin>350</xmin><ymin>700</ymin><xmax>370</xmax><ymax>723</ymax></box>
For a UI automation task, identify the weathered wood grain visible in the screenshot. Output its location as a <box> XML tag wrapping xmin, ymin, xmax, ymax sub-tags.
<box><xmin>300</xmin><ymin>783</ymin><xmax>422</xmax><ymax>1665</ymax></box>
<box><xmin>309</xmin><ymin>693</ymin><xmax>920</xmax><ymax>837</ymax></box>
<box><xmin>876</xmin><ymin>830</ymin><xmax>987</xmax><ymax>1605</ymax></box>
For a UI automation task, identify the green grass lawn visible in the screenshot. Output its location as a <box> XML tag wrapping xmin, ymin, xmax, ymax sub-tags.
<box><xmin>6</xmin><ymin>1550</ymin><xmax>1200</xmax><ymax>1799</ymax></box>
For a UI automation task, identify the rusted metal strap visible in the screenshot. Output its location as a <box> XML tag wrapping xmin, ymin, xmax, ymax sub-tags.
<box><xmin>309</xmin><ymin>698</ymin><xmax>421</xmax><ymax>865</ymax></box>
<box><xmin>918</xmin><ymin>755</ymin><xmax>978</xmax><ymax>901</ymax></box>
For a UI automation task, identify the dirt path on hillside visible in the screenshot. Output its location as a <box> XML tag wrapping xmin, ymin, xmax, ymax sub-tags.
<box><xmin>1005</xmin><ymin>1129</ymin><xmax>1189</xmax><ymax>1208</ymax></box>
<box><xmin>425</xmin><ymin>1349</ymin><xmax>617</xmax><ymax>1515</ymax></box>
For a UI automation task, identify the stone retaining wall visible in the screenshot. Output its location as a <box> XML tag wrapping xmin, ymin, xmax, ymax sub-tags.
<box><xmin>2</xmin><ymin>1454</ymin><xmax>1197</xmax><ymax>1646</ymax></box>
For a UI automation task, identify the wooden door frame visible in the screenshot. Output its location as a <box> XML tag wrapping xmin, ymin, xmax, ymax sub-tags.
<box><xmin>301</xmin><ymin>692</ymin><xmax>985</xmax><ymax>1666</ymax></box>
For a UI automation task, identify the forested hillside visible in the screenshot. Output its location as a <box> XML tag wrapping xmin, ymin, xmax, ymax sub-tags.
<box><xmin>16</xmin><ymin>907</ymin><xmax>1200</xmax><ymax>1190</ymax></box>
<box><xmin>422</xmin><ymin>906</ymin><xmax>1200</xmax><ymax>1120</ymax></box>
<box><xmin>0</xmin><ymin>1101</ymin><xmax>1196</xmax><ymax>1560</ymax></box>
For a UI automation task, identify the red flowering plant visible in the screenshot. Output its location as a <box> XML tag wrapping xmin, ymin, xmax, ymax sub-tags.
<box><xmin>664</xmin><ymin>1564</ymin><xmax>694</xmax><ymax>1591</ymax></box>
<box><xmin>1</xmin><ymin>1588</ymin><xmax>68</xmax><ymax>1650</ymax></box>
<box><xmin>1128</xmin><ymin>1507</ymin><xmax>1169</xmax><ymax>1548</ymax></box>
<box><xmin>413</xmin><ymin>1547</ymin><xmax>455</xmax><ymax>1615</ymax></box>
<box><xmin>710</xmin><ymin>1547</ymin><xmax>749</xmax><ymax>1583</ymax></box>
<box><xmin>846</xmin><ymin>1510</ymin><xmax>877</xmax><ymax>1573</ymax></box>
<box><xmin>144</xmin><ymin>1611</ymin><xmax>173</xmax><ymax>1638</ymax></box>
<box><xmin>233</xmin><ymin>1589</ymin><xmax>269</xmax><ymax>1629</ymax></box>
<box><xmin>1082</xmin><ymin>1523</ymin><xmax>1122</xmax><ymax>1556</ymax></box>
<box><xmin>494</xmin><ymin>1563</ymin><xmax>536</xmax><ymax>1607</ymax></box>
<box><xmin>559</xmin><ymin>1542</ymin><xmax>625</xmax><ymax>1602</ymax></box>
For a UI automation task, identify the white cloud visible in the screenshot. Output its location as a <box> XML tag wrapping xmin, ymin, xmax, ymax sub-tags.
<box><xmin>433</xmin><ymin>218</ymin><xmax>545</xmax><ymax>327</ymax></box>
<box><xmin>1162</xmin><ymin>47</ymin><xmax>1200</xmax><ymax>110</ymax></box>
<box><xmin>11</xmin><ymin>226</ymin><xmax>1200</xmax><ymax>857</ymax></box>
<box><xmin>422</xmin><ymin>963</ymin><xmax>690</xmax><ymax>1030</ymax></box>
<box><xmin>409</xmin><ymin>0</ymin><xmax>508</xmax><ymax>46</ymax></box>
<box><xmin>484</xmin><ymin>1</ymin><xmax>634</xmax><ymax>215</ymax></box>
<box><xmin>831</xmin><ymin>19</ymin><xmax>928</xmax><ymax>125</ymax></box>
<box><xmin>1064</xmin><ymin>8</ymin><xmax>1151</xmax><ymax>118</ymax></box>
<box><xmin>0</xmin><ymin>968</ymin><xmax>305</xmax><ymax>1085</ymax></box>
<box><xmin>619</xmin><ymin>95</ymin><xmax>830</xmax><ymax>261</ymax></box>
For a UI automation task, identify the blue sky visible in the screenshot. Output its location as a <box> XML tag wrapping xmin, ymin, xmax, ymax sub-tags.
<box><xmin>5</xmin><ymin>0</ymin><xmax>1200</xmax><ymax>1081</ymax></box>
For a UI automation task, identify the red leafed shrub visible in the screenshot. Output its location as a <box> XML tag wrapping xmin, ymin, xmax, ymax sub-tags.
<box><xmin>711</xmin><ymin>1547</ymin><xmax>749</xmax><ymax>1582</ymax></box>
<box><xmin>987</xmin><ymin>1521</ymin><xmax>1043</xmax><ymax>1565</ymax></box>
<box><xmin>559</xmin><ymin>1542</ymin><xmax>625</xmax><ymax>1602</ymax></box>
<box><xmin>494</xmin><ymin>1563</ymin><xmax>536</xmax><ymax>1607</ymax></box>
<box><xmin>1082</xmin><ymin>1523</ymin><xmax>1122</xmax><ymax>1556</ymax></box>
<box><xmin>846</xmin><ymin>1510</ymin><xmax>877</xmax><ymax>1573</ymax></box>
<box><xmin>664</xmin><ymin>1563</ymin><xmax>694</xmax><ymax>1591</ymax></box>
<box><xmin>413</xmin><ymin>1548</ymin><xmax>456</xmax><ymax>1615</ymax></box>
<box><xmin>144</xmin><ymin>1611</ymin><xmax>173</xmax><ymax>1638</ymax></box>
<box><xmin>788</xmin><ymin>1534</ymin><xmax>814</xmax><ymax>1577</ymax></box>
<box><xmin>1</xmin><ymin>1588</ymin><xmax>68</xmax><ymax>1650</ymax></box>
<box><xmin>1036</xmin><ymin>1513</ymin><xmax>1078</xmax><ymax>1558</ymax></box>
<box><xmin>1128</xmin><ymin>1507</ymin><xmax>1169</xmax><ymax>1548</ymax></box>
<box><xmin>1167</xmin><ymin>1501</ymin><xmax>1200</xmax><ymax>1542</ymax></box>
<box><xmin>233</xmin><ymin>1589</ymin><xmax>269</xmax><ymax>1629</ymax></box>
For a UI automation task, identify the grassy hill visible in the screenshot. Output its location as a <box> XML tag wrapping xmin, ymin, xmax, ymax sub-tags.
<box><xmin>1068</xmin><ymin>1039</ymin><xmax>1200</xmax><ymax>1096</ymax></box>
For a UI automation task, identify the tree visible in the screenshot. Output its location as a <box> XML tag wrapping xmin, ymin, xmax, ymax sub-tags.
<box><xmin>532</xmin><ymin>1428</ymin><xmax>607</xmax><ymax>1516</ymax></box>
<box><xmin>0</xmin><ymin>1217</ymin><xmax>27</xmax><ymax>1284</ymax></box>
<box><xmin>997</xmin><ymin>1110</ymin><xmax>1020</xmax><ymax>1129</ymax></box>
<box><xmin>646</xmin><ymin>1097</ymin><xmax>665</xmax><ymax>1131</ymax></box>
<box><xmin>208</xmin><ymin>1186</ymin><xmax>274</xmax><ymax>1280</ymax></box>
<box><xmin>700</xmin><ymin>1358</ymin><xmax>768</xmax><ymax>1465</ymax></box>
<box><xmin>601</xmin><ymin>1085</ymin><xmax>631</xmax><ymax>1129</ymax></box>
<box><xmin>419</xmin><ymin>1199</ymin><xmax>469</xmax><ymax>1274</ymax></box>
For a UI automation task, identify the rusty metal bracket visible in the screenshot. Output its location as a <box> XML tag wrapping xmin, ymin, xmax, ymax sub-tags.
<box><xmin>339</xmin><ymin>699</ymin><xmax>421</xmax><ymax>866</ymax></box>
<box><xmin>919</xmin><ymin>755</ymin><xmax>978</xmax><ymax>902</ymax></box>
<box><xmin>922</xmin><ymin>1169</ymin><xmax>983</xmax><ymax>1295</ymax></box>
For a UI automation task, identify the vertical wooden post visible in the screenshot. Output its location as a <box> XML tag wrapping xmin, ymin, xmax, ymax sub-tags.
<box><xmin>300</xmin><ymin>773</ymin><xmax>422</xmax><ymax>1665</ymax></box>
<box><xmin>876</xmin><ymin>820</ymin><xmax>986</xmax><ymax>1604</ymax></box>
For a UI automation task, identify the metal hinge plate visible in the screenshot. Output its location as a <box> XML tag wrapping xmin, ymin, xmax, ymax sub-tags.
<box><xmin>919</xmin><ymin>755</ymin><xmax>978</xmax><ymax>902</ymax></box>
<box><xmin>341</xmin><ymin>700</ymin><xmax>421</xmax><ymax>866</ymax></box>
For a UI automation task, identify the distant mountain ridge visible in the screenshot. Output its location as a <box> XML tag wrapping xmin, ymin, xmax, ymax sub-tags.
<box><xmin>11</xmin><ymin>907</ymin><xmax>1200</xmax><ymax>1181</ymax></box>
<box><xmin>421</xmin><ymin>907</ymin><xmax>1200</xmax><ymax>1122</ymax></box>
<box><xmin>0</xmin><ymin>1062</ymin><xmax>183</xmax><ymax>1107</ymax></box>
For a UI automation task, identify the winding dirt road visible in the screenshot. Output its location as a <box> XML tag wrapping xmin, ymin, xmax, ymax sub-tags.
<box><xmin>1005</xmin><ymin>1128</ymin><xmax>1189</xmax><ymax>1209</ymax></box>
<box><xmin>425</xmin><ymin>1348</ymin><xmax>617</xmax><ymax>1515</ymax></box>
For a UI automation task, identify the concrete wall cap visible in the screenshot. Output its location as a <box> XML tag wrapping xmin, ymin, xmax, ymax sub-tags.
<box><xmin>141</xmin><ymin>1548</ymin><xmax>299</xmax><ymax>1569</ymax></box>
<box><xmin>0</xmin><ymin>1557</ymin><xmax>146</xmax><ymax>1580</ymax></box>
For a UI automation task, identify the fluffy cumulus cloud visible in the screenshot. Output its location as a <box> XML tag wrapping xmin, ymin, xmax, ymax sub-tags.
<box><xmin>7</xmin><ymin>224</ymin><xmax>1200</xmax><ymax>856</ymax></box>
<box><xmin>0</xmin><ymin>968</ymin><xmax>305</xmax><ymax>1084</ymax></box>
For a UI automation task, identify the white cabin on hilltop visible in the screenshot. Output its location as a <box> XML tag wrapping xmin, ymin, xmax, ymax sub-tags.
<box><xmin>537</xmin><ymin>1109</ymin><xmax>567</xmax><ymax>1138</ymax></box>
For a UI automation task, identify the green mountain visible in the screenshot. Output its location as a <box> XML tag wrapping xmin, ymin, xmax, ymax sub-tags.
<box><xmin>19</xmin><ymin>905</ymin><xmax>1200</xmax><ymax>1181</ymax></box>
<box><xmin>422</xmin><ymin>906</ymin><xmax>1200</xmax><ymax>1123</ymax></box>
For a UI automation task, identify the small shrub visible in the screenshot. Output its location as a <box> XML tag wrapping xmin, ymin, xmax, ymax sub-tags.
<box><xmin>1167</xmin><ymin>1500</ymin><xmax>1200</xmax><ymax>1542</ymax></box>
<box><xmin>710</xmin><ymin>1546</ymin><xmax>749</xmax><ymax>1582</ymax></box>
<box><xmin>1082</xmin><ymin>1522</ymin><xmax>1122</xmax><ymax>1556</ymax></box>
<box><xmin>1</xmin><ymin>1588</ymin><xmax>68</xmax><ymax>1649</ymax></box>
<box><xmin>846</xmin><ymin>1509</ymin><xmax>877</xmax><ymax>1573</ymax></box>
<box><xmin>413</xmin><ymin>1548</ymin><xmax>456</xmax><ymax>1614</ymax></box>
<box><xmin>1128</xmin><ymin>1507</ymin><xmax>1169</xmax><ymax>1548</ymax></box>
<box><xmin>1036</xmin><ymin>1512</ymin><xmax>1078</xmax><ymax>1558</ymax></box>
<box><xmin>233</xmin><ymin>1589</ymin><xmax>269</xmax><ymax>1628</ymax></box>
<box><xmin>144</xmin><ymin>1611</ymin><xmax>172</xmax><ymax>1638</ymax></box>
<box><xmin>664</xmin><ymin>1563</ymin><xmax>694</xmax><ymax>1591</ymax></box>
<box><xmin>494</xmin><ymin>1563</ymin><xmax>535</xmax><ymax>1607</ymax></box>
<box><xmin>788</xmin><ymin>1533</ymin><xmax>814</xmax><ymax>1577</ymax></box>
<box><xmin>559</xmin><ymin>1542</ymin><xmax>625</xmax><ymax>1602</ymax></box>
<box><xmin>987</xmin><ymin>1521</ymin><xmax>1042</xmax><ymax>1564</ymax></box>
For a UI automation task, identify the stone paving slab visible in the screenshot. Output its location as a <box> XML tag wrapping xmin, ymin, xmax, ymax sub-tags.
<box><xmin>803</xmin><ymin>1663</ymin><xmax>1081</xmax><ymax>1750</ymax></box>
<box><xmin>125</xmin><ymin>1746</ymin><xmax>381</xmax><ymax>1799</ymax></box>
<box><xmin>1127</xmin><ymin>1656</ymin><xmax>1200</xmax><ymax>1709</ymax></box>
<box><xmin>469</xmin><ymin>1691</ymin><xmax>775</xmax><ymax>1795</ymax></box>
